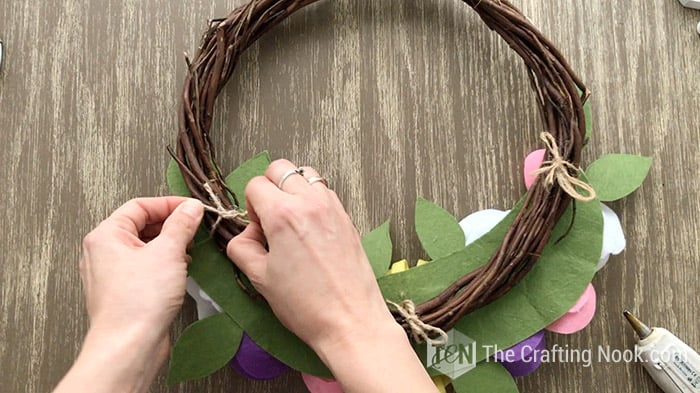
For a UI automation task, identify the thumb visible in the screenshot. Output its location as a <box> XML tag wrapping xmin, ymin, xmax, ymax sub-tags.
<box><xmin>227</xmin><ymin>221</ymin><xmax>267</xmax><ymax>283</ymax></box>
<box><xmin>153</xmin><ymin>199</ymin><xmax>204</xmax><ymax>253</ymax></box>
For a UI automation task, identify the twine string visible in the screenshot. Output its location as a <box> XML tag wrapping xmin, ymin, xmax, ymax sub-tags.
<box><xmin>530</xmin><ymin>132</ymin><xmax>597</xmax><ymax>202</ymax></box>
<box><xmin>202</xmin><ymin>182</ymin><xmax>250</xmax><ymax>231</ymax></box>
<box><xmin>387</xmin><ymin>299</ymin><xmax>449</xmax><ymax>346</ymax></box>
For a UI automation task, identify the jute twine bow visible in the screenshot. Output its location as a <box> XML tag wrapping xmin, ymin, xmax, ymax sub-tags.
<box><xmin>387</xmin><ymin>299</ymin><xmax>449</xmax><ymax>346</ymax></box>
<box><xmin>530</xmin><ymin>132</ymin><xmax>597</xmax><ymax>202</ymax></box>
<box><xmin>202</xmin><ymin>182</ymin><xmax>250</xmax><ymax>231</ymax></box>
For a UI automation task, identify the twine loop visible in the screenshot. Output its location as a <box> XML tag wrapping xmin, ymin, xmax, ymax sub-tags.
<box><xmin>202</xmin><ymin>182</ymin><xmax>250</xmax><ymax>231</ymax></box>
<box><xmin>387</xmin><ymin>299</ymin><xmax>449</xmax><ymax>346</ymax></box>
<box><xmin>530</xmin><ymin>132</ymin><xmax>597</xmax><ymax>202</ymax></box>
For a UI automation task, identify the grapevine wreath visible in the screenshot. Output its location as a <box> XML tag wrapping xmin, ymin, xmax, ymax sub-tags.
<box><xmin>166</xmin><ymin>0</ymin><xmax>651</xmax><ymax>391</ymax></box>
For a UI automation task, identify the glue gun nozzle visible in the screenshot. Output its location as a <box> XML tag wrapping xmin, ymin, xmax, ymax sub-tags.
<box><xmin>623</xmin><ymin>310</ymin><xmax>653</xmax><ymax>340</ymax></box>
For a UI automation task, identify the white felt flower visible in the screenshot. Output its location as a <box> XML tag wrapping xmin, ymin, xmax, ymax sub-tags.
<box><xmin>186</xmin><ymin>277</ymin><xmax>222</xmax><ymax>320</ymax></box>
<box><xmin>458</xmin><ymin>205</ymin><xmax>624</xmax><ymax>272</ymax></box>
<box><xmin>458</xmin><ymin>209</ymin><xmax>510</xmax><ymax>245</ymax></box>
<box><xmin>597</xmin><ymin>204</ymin><xmax>625</xmax><ymax>270</ymax></box>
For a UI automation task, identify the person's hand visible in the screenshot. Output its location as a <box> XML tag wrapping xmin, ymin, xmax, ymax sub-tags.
<box><xmin>227</xmin><ymin>160</ymin><xmax>438</xmax><ymax>393</ymax></box>
<box><xmin>227</xmin><ymin>160</ymin><xmax>395</xmax><ymax>349</ymax></box>
<box><xmin>55</xmin><ymin>197</ymin><xmax>203</xmax><ymax>393</ymax></box>
<box><xmin>79</xmin><ymin>196</ymin><xmax>203</xmax><ymax>340</ymax></box>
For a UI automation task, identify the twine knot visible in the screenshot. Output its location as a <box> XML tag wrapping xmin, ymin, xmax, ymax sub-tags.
<box><xmin>387</xmin><ymin>299</ymin><xmax>449</xmax><ymax>346</ymax></box>
<box><xmin>530</xmin><ymin>132</ymin><xmax>596</xmax><ymax>202</ymax></box>
<box><xmin>202</xmin><ymin>182</ymin><xmax>250</xmax><ymax>231</ymax></box>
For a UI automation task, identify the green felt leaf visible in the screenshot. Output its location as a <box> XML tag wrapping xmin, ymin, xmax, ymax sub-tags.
<box><xmin>188</xmin><ymin>238</ymin><xmax>332</xmax><ymax>377</ymax></box>
<box><xmin>361</xmin><ymin>220</ymin><xmax>393</xmax><ymax>277</ymax></box>
<box><xmin>451</xmin><ymin>361</ymin><xmax>519</xmax><ymax>393</ymax></box>
<box><xmin>585</xmin><ymin>154</ymin><xmax>652</xmax><ymax>201</ymax></box>
<box><xmin>167</xmin><ymin>158</ymin><xmax>191</xmax><ymax>197</ymax></box>
<box><xmin>185</xmin><ymin>195</ymin><xmax>601</xmax><ymax>378</ymax></box>
<box><xmin>415</xmin><ymin>197</ymin><xmax>466</xmax><ymax>260</ymax></box>
<box><xmin>168</xmin><ymin>313</ymin><xmax>244</xmax><ymax>385</ymax></box>
<box><xmin>224</xmin><ymin>151</ymin><xmax>271</xmax><ymax>209</ymax></box>
<box><xmin>377</xmin><ymin>202</ymin><xmax>521</xmax><ymax>307</ymax></box>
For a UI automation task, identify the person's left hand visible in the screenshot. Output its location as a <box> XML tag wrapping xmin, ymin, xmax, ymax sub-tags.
<box><xmin>54</xmin><ymin>197</ymin><xmax>204</xmax><ymax>393</ymax></box>
<box><xmin>80</xmin><ymin>197</ymin><xmax>203</xmax><ymax>341</ymax></box>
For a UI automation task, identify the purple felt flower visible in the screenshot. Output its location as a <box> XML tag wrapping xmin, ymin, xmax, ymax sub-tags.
<box><xmin>229</xmin><ymin>334</ymin><xmax>289</xmax><ymax>380</ymax></box>
<box><xmin>493</xmin><ymin>331</ymin><xmax>546</xmax><ymax>377</ymax></box>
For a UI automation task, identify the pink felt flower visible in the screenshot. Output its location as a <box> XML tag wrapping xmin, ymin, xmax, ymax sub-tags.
<box><xmin>546</xmin><ymin>283</ymin><xmax>597</xmax><ymax>334</ymax></box>
<box><xmin>523</xmin><ymin>149</ymin><xmax>625</xmax><ymax>272</ymax></box>
<box><xmin>302</xmin><ymin>373</ymin><xmax>344</xmax><ymax>393</ymax></box>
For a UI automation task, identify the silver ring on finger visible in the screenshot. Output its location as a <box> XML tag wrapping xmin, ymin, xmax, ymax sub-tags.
<box><xmin>278</xmin><ymin>167</ymin><xmax>305</xmax><ymax>190</ymax></box>
<box><xmin>307</xmin><ymin>176</ymin><xmax>328</xmax><ymax>187</ymax></box>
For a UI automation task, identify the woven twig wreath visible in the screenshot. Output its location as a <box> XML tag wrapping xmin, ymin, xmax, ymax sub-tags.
<box><xmin>172</xmin><ymin>0</ymin><xmax>591</xmax><ymax>339</ymax></box>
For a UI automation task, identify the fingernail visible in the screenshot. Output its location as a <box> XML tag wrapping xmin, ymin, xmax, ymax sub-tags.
<box><xmin>181</xmin><ymin>199</ymin><xmax>204</xmax><ymax>218</ymax></box>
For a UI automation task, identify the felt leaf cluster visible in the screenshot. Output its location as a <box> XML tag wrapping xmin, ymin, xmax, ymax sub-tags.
<box><xmin>166</xmin><ymin>147</ymin><xmax>650</xmax><ymax>391</ymax></box>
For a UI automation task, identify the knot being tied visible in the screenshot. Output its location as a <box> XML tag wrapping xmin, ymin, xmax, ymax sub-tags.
<box><xmin>387</xmin><ymin>299</ymin><xmax>449</xmax><ymax>346</ymax></box>
<box><xmin>530</xmin><ymin>132</ymin><xmax>597</xmax><ymax>202</ymax></box>
<box><xmin>202</xmin><ymin>182</ymin><xmax>250</xmax><ymax>231</ymax></box>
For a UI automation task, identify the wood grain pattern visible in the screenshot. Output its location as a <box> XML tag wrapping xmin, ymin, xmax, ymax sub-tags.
<box><xmin>0</xmin><ymin>0</ymin><xmax>698</xmax><ymax>392</ymax></box>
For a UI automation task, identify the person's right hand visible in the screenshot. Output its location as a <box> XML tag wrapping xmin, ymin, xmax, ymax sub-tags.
<box><xmin>227</xmin><ymin>159</ymin><xmax>439</xmax><ymax>393</ymax></box>
<box><xmin>226</xmin><ymin>159</ymin><xmax>396</xmax><ymax>350</ymax></box>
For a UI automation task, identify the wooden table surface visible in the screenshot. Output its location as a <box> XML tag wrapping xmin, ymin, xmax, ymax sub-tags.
<box><xmin>1</xmin><ymin>1</ymin><xmax>699</xmax><ymax>392</ymax></box>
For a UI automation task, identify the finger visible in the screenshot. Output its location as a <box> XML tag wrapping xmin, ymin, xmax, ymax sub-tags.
<box><xmin>105</xmin><ymin>196</ymin><xmax>190</xmax><ymax>235</ymax></box>
<box><xmin>326</xmin><ymin>188</ymin><xmax>346</xmax><ymax>211</ymax></box>
<box><xmin>298</xmin><ymin>166</ymin><xmax>320</xmax><ymax>180</ymax></box>
<box><xmin>150</xmin><ymin>199</ymin><xmax>204</xmax><ymax>253</ymax></box>
<box><xmin>266</xmin><ymin>159</ymin><xmax>309</xmax><ymax>194</ymax></box>
<box><xmin>298</xmin><ymin>166</ymin><xmax>328</xmax><ymax>190</ymax></box>
<box><xmin>156</xmin><ymin>334</ymin><xmax>172</xmax><ymax>363</ymax></box>
<box><xmin>227</xmin><ymin>221</ymin><xmax>268</xmax><ymax>281</ymax></box>
<box><xmin>242</xmin><ymin>179</ymin><xmax>261</xmax><ymax>224</ymax></box>
<box><xmin>244</xmin><ymin>176</ymin><xmax>285</xmax><ymax>222</ymax></box>
<box><xmin>140</xmin><ymin>223</ymin><xmax>164</xmax><ymax>241</ymax></box>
